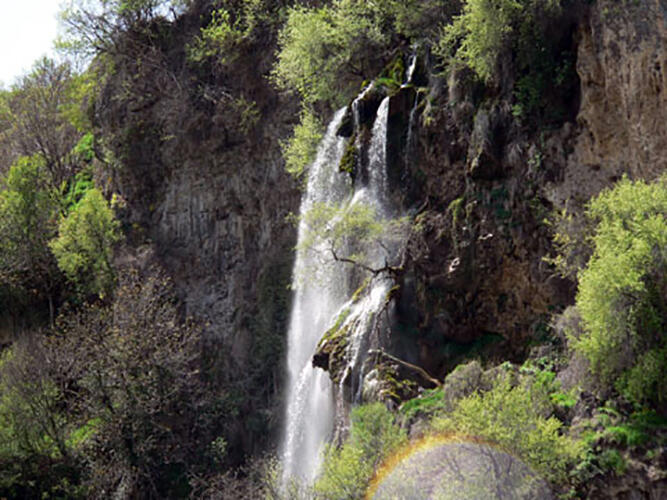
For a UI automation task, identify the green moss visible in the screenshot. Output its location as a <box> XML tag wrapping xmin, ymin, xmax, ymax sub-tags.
<box><xmin>380</xmin><ymin>54</ymin><xmax>406</xmax><ymax>83</ymax></box>
<box><xmin>376</xmin><ymin>363</ymin><xmax>419</xmax><ymax>403</ymax></box>
<box><xmin>339</xmin><ymin>135</ymin><xmax>358</xmax><ymax>179</ymax></box>
<box><xmin>384</xmin><ymin>285</ymin><xmax>401</xmax><ymax>306</ymax></box>
<box><xmin>352</xmin><ymin>277</ymin><xmax>372</xmax><ymax>303</ymax></box>
<box><xmin>400</xmin><ymin>388</ymin><xmax>447</xmax><ymax>422</ymax></box>
<box><xmin>315</xmin><ymin>308</ymin><xmax>352</xmax><ymax>382</ymax></box>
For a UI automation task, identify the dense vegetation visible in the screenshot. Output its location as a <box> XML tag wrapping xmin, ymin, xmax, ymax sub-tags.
<box><xmin>0</xmin><ymin>0</ymin><xmax>664</xmax><ymax>498</ymax></box>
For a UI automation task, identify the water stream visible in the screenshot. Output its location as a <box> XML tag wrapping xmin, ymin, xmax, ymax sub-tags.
<box><xmin>281</xmin><ymin>96</ymin><xmax>395</xmax><ymax>485</ymax></box>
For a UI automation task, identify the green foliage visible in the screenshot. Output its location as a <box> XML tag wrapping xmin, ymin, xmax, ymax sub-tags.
<box><xmin>282</xmin><ymin>107</ymin><xmax>323</xmax><ymax>180</ymax></box>
<box><xmin>296</xmin><ymin>199</ymin><xmax>408</xmax><ymax>278</ymax></box>
<box><xmin>62</xmin><ymin>170</ymin><xmax>95</xmax><ymax>211</ymax></box>
<box><xmin>431</xmin><ymin>375</ymin><xmax>583</xmax><ymax>484</ymax></box>
<box><xmin>338</xmin><ymin>135</ymin><xmax>358</xmax><ymax>177</ymax></box>
<box><xmin>58</xmin><ymin>0</ymin><xmax>188</xmax><ymax>56</ymax></box>
<box><xmin>273</xmin><ymin>0</ymin><xmax>417</xmax><ymax>106</ymax></box>
<box><xmin>72</xmin><ymin>132</ymin><xmax>95</xmax><ymax>163</ymax></box>
<box><xmin>0</xmin><ymin>342</ymin><xmax>85</xmax><ymax>498</ymax></box>
<box><xmin>50</xmin><ymin>266</ymin><xmax>218</xmax><ymax>497</ymax></box>
<box><xmin>571</xmin><ymin>176</ymin><xmax>666</xmax><ymax>408</ymax></box>
<box><xmin>399</xmin><ymin>388</ymin><xmax>448</xmax><ymax>422</ymax></box>
<box><xmin>440</xmin><ymin>0</ymin><xmax>524</xmax><ymax>81</ymax></box>
<box><xmin>188</xmin><ymin>0</ymin><xmax>284</xmax><ymax>67</ymax></box>
<box><xmin>0</xmin><ymin>58</ymin><xmax>83</xmax><ymax>184</ymax></box>
<box><xmin>187</xmin><ymin>7</ymin><xmax>247</xmax><ymax>66</ymax></box>
<box><xmin>272</xmin><ymin>5</ymin><xmax>341</xmax><ymax>105</ymax></box>
<box><xmin>50</xmin><ymin>188</ymin><xmax>122</xmax><ymax>298</ymax></box>
<box><xmin>314</xmin><ymin>403</ymin><xmax>406</xmax><ymax>499</ymax></box>
<box><xmin>0</xmin><ymin>155</ymin><xmax>60</xmax><ymax>302</ymax></box>
<box><xmin>598</xmin><ymin>449</ymin><xmax>627</xmax><ymax>476</ymax></box>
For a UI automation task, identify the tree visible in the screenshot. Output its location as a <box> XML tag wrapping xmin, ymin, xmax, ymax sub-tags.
<box><xmin>0</xmin><ymin>155</ymin><xmax>61</xmax><ymax>323</ymax></box>
<box><xmin>0</xmin><ymin>338</ymin><xmax>84</xmax><ymax>499</ymax></box>
<box><xmin>58</xmin><ymin>0</ymin><xmax>189</xmax><ymax>57</ymax></box>
<box><xmin>272</xmin><ymin>0</ymin><xmax>398</xmax><ymax>107</ymax></box>
<box><xmin>0</xmin><ymin>58</ymin><xmax>83</xmax><ymax>184</ymax></box>
<box><xmin>297</xmin><ymin>201</ymin><xmax>408</xmax><ymax>277</ymax></box>
<box><xmin>571</xmin><ymin>176</ymin><xmax>666</xmax><ymax>408</ymax></box>
<box><xmin>314</xmin><ymin>403</ymin><xmax>406</xmax><ymax>499</ymax></box>
<box><xmin>55</xmin><ymin>266</ymin><xmax>219</xmax><ymax>498</ymax></box>
<box><xmin>49</xmin><ymin>188</ymin><xmax>122</xmax><ymax>299</ymax></box>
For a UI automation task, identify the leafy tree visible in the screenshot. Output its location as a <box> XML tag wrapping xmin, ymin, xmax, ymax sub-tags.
<box><xmin>0</xmin><ymin>155</ymin><xmax>61</xmax><ymax>323</ymax></box>
<box><xmin>273</xmin><ymin>0</ymin><xmax>398</xmax><ymax>106</ymax></box>
<box><xmin>186</xmin><ymin>0</ymin><xmax>282</xmax><ymax>67</ymax></box>
<box><xmin>0</xmin><ymin>58</ymin><xmax>84</xmax><ymax>184</ymax></box>
<box><xmin>54</xmin><ymin>266</ymin><xmax>219</xmax><ymax>497</ymax></box>
<box><xmin>297</xmin><ymin>200</ymin><xmax>408</xmax><ymax>278</ymax></box>
<box><xmin>571</xmin><ymin>176</ymin><xmax>666</xmax><ymax>408</ymax></box>
<box><xmin>439</xmin><ymin>0</ymin><xmax>562</xmax><ymax>82</ymax></box>
<box><xmin>58</xmin><ymin>0</ymin><xmax>189</xmax><ymax>57</ymax></box>
<box><xmin>0</xmin><ymin>341</ymin><xmax>84</xmax><ymax>498</ymax></box>
<box><xmin>49</xmin><ymin>188</ymin><xmax>122</xmax><ymax>298</ymax></box>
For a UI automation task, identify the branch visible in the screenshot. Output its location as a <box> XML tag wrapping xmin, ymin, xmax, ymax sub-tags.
<box><xmin>368</xmin><ymin>349</ymin><xmax>441</xmax><ymax>389</ymax></box>
<box><xmin>330</xmin><ymin>247</ymin><xmax>403</xmax><ymax>277</ymax></box>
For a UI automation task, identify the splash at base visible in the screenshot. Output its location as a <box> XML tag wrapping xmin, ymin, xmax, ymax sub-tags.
<box><xmin>367</xmin><ymin>434</ymin><xmax>553</xmax><ymax>500</ymax></box>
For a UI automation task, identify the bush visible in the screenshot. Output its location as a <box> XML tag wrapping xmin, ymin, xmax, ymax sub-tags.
<box><xmin>0</xmin><ymin>339</ymin><xmax>85</xmax><ymax>498</ymax></box>
<box><xmin>314</xmin><ymin>403</ymin><xmax>406</xmax><ymax>499</ymax></box>
<box><xmin>431</xmin><ymin>375</ymin><xmax>582</xmax><ymax>484</ymax></box>
<box><xmin>572</xmin><ymin>176</ymin><xmax>666</xmax><ymax>408</ymax></box>
<box><xmin>0</xmin><ymin>155</ymin><xmax>61</xmax><ymax>319</ymax></box>
<box><xmin>438</xmin><ymin>0</ymin><xmax>575</xmax><ymax>121</ymax></box>
<box><xmin>50</xmin><ymin>188</ymin><xmax>122</xmax><ymax>298</ymax></box>
<box><xmin>282</xmin><ymin>107</ymin><xmax>323</xmax><ymax>180</ymax></box>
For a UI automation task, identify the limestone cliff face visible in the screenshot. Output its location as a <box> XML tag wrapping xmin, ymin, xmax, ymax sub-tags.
<box><xmin>383</xmin><ymin>0</ymin><xmax>666</xmax><ymax>383</ymax></box>
<box><xmin>94</xmin><ymin>11</ymin><xmax>301</xmax><ymax>457</ymax></box>
<box><xmin>547</xmin><ymin>0</ymin><xmax>667</xmax><ymax>210</ymax></box>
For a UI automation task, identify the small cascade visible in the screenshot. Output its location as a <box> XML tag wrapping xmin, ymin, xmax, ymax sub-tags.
<box><xmin>403</xmin><ymin>50</ymin><xmax>421</xmax><ymax>183</ymax></box>
<box><xmin>404</xmin><ymin>95</ymin><xmax>420</xmax><ymax>182</ymax></box>
<box><xmin>404</xmin><ymin>51</ymin><xmax>418</xmax><ymax>87</ymax></box>
<box><xmin>367</xmin><ymin>98</ymin><xmax>390</xmax><ymax>205</ymax></box>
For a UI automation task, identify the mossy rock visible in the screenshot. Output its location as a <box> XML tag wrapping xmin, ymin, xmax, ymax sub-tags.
<box><xmin>339</xmin><ymin>135</ymin><xmax>359</xmax><ymax>180</ymax></box>
<box><xmin>313</xmin><ymin>308</ymin><xmax>351</xmax><ymax>382</ymax></box>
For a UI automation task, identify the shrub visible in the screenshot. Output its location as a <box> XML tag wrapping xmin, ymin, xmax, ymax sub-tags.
<box><xmin>272</xmin><ymin>5</ymin><xmax>342</xmax><ymax>105</ymax></box>
<box><xmin>187</xmin><ymin>7</ymin><xmax>247</xmax><ymax>66</ymax></box>
<box><xmin>572</xmin><ymin>176</ymin><xmax>666</xmax><ymax>408</ymax></box>
<box><xmin>431</xmin><ymin>375</ymin><xmax>583</xmax><ymax>484</ymax></box>
<box><xmin>282</xmin><ymin>107</ymin><xmax>323</xmax><ymax>180</ymax></box>
<box><xmin>440</xmin><ymin>0</ymin><xmax>525</xmax><ymax>82</ymax></box>
<box><xmin>314</xmin><ymin>403</ymin><xmax>406</xmax><ymax>499</ymax></box>
<box><xmin>0</xmin><ymin>340</ymin><xmax>84</xmax><ymax>498</ymax></box>
<box><xmin>50</xmin><ymin>188</ymin><xmax>122</xmax><ymax>298</ymax></box>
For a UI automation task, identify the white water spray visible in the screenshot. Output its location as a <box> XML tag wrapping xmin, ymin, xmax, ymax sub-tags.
<box><xmin>281</xmin><ymin>97</ymin><xmax>395</xmax><ymax>485</ymax></box>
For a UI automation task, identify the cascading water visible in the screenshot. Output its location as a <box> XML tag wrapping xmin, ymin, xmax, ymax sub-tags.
<box><xmin>281</xmin><ymin>94</ymin><xmax>398</xmax><ymax>485</ymax></box>
<box><xmin>403</xmin><ymin>51</ymin><xmax>420</xmax><ymax>183</ymax></box>
<box><xmin>281</xmin><ymin>108</ymin><xmax>349</xmax><ymax>484</ymax></box>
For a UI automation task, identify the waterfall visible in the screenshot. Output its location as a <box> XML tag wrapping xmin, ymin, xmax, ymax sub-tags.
<box><xmin>281</xmin><ymin>108</ymin><xmax>349</xmax><ymax>484</ymax></box>
<box><xmin>281</xmin><ymin>96</ymin><xmax>395</xmax><ymax>485</ymax></box>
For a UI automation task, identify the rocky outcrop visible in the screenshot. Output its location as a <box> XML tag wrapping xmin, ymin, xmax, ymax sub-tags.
<box><xmin>546</xmin><ymin>0</ymin><xmax>667</xmax><ymax>210</ymax></box>
<box><xmin>94</xmin><ymin>9</ymin><xmax>301</xmax><ymax>459</ymax></box>
<box><xmin>378</xmin><ymin>0</ymin><xmax>666</xmax><ymax>383</ymax></box>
